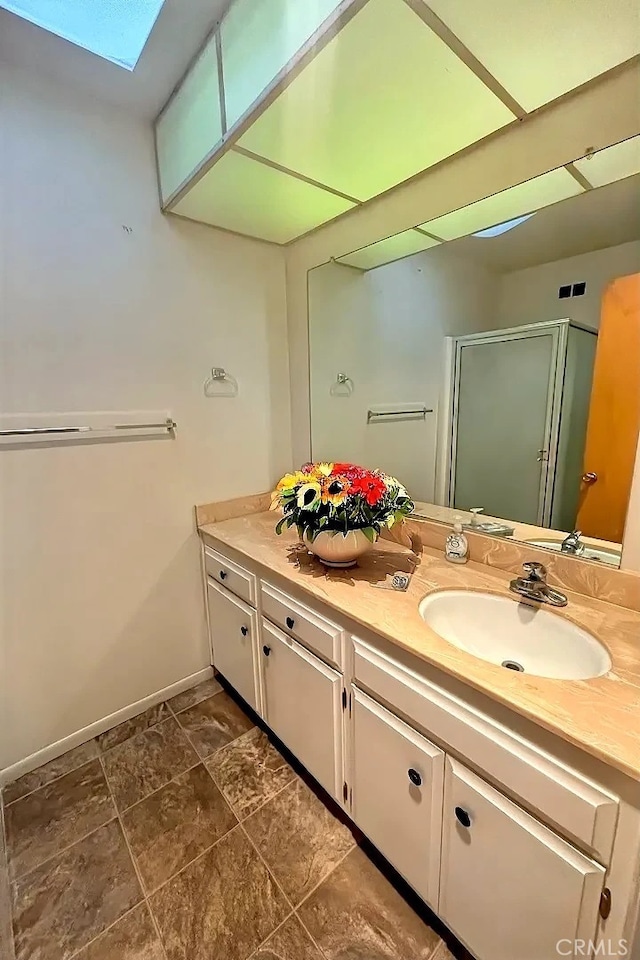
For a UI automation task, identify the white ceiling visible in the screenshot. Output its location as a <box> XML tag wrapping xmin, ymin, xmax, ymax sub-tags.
<box><xmin>0</xmin><ymin>0</ymin><xmax>233</xmax><ymax>119</ymax></box>
<box><xmin>435</xmin><ymin>174</ymin><xmax>640</xmax><ymax>274</ymax></box>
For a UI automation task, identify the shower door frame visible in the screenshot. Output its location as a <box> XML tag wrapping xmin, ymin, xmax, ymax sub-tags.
<box><xmin>444</xmin><ymin>320</ymin><xmax>570</xmax><ymax>528</ymax></box>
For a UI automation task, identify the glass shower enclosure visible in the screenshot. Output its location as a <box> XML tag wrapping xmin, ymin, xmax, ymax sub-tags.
<box><xmin>445</xmin><ymin>319</ymin><xmax>597</xmax><ymax>528</ymax></box>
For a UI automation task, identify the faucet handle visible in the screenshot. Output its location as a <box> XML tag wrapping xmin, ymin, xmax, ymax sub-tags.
<box><xmin>523</xmin><ymin>561</ymin><xmax>547</xmax><ymax>581</ymax></box>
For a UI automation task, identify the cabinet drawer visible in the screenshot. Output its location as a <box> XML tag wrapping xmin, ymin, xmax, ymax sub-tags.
<box><xmin>353</xmin><ymin>636</ymin><xmax>618</xmax><ymax>863</ymax></box>
<box><xmin>352</xmin><ymin>689</ymin><xmax>444</xmax><ymax>909</ymax></box>
<box><xmin>207</xmin><ymin>579</ymin><xmax>258</xmax><ymax>711</ymax></box>
<box><xmin>204</xmin><ymin>546</ymin><xmax>256</xmax><ymax>605</ymax></box>
<box><xmin>440</xmin><ymin>758</ymin><xmax>605</xmax><ymax>960</ymax></box>
<box><xmin>261</xmin><ymin>582</ymin><xmax>343</xmax><ymax>667</ymax></box>
<box><xmin>261</xmin><ymin>620</ymin><xmax>342</xmax><ymax>800</ymax></box>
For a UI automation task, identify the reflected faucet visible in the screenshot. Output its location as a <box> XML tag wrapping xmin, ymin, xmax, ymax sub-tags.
<box><xmin>561</xmin><ymin>529</ymin><xmax>584</xmax><ymax>556</ymax></box>
<box><xmin>509</xmin><ymin>562</ymin><xmax>568</xmax><ymax>607</ymax></box>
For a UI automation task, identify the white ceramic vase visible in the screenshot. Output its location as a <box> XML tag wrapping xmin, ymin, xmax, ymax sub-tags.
<box><xmin>304</xmin><ymin>528</ymin><xmax>376</xmax><ymax>568</ymax></box>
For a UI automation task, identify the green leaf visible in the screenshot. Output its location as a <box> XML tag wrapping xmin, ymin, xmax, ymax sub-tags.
<box><xmin>275</xmin><ymin>515</ymin><xmax>290</xmax><ymax>536</ymax></box>
<box><xmin>362</xmin><ymin>526</ymin><xmax>377</xmax><ymax>543</ymax></box>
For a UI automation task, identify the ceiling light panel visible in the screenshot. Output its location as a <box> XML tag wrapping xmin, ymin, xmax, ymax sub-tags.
<box><xmin>172</xmin><ymin>152</ymin><xmax>356</xmax><ymax>244</ymax></box>
<box><xmin>337</xmin><ymin>230</ymin><xmax>440</xmax><ymax>270</ymax></box>
<box><xmin>156</xmin><ymin>37</ymin><xmax>222</xmax><ymax>203</ymax></box>
<box><xmin>423</xmin><ymin>0</ymin><xmax>640</xmax><ymax>111</ymax></box>
<box><xmin>573</xmin><ymin>136</ymin><xmax>640</xmax><ymax>188</ymax></box>
<box><xmin>221</xmin><ymin>0</ymin><xmax>343</xmax><ymax>130</ymax></box>
<box><xmin>418</xmin><ymin>167</ymin><xmax>582</xmax><ymax>241</ymax></box>
<box><xmin>0</xmin><ymin>0</ymin><xmax>166</xmax><ymax>69</ymax></box>
<box><xmin>237</xmin><ymin>0</ymin><xmax>514</xmax><ymax>201</ymax></box>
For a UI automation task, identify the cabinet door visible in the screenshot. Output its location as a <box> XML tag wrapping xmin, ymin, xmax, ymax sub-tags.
<box><xmin>440</xmin><ymin>758</ymin><xmax>605</xmax><ymax>960</ymax></box>
<box><xmin>207</xmin><ymin>578</ymin><xmax>258</xmax><ymax>712</ymax></box>
<box><xmin>261</xmin><ymin>620</ymin><xmax>342</xmax><ymax>800</ymax></box>
<box><xmin>352</xmin><ymin>689</ymin><xmax>444</xmax><ymax>909</ymax></box>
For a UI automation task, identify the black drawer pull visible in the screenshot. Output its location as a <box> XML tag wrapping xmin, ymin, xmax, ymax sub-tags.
<box><xmin>455</xmin><ymin>806</ymin><xmax>472</xmax><ymax>828</ymax></box>
<box><xmin>219</xmin><ymin>570</ymin><xmax>227</xmax><ymax>580</ymax></box>
<box><xmin>286</xmin><ymin>616</ymin><xmax>295</xmax><ymax>630</ymax></box>
<box><xmin>240</xmin><ymin>626</ymin><xmax>248</xmax><ymax>637</ymax></box>
<box><xmin>263</xmin><ymin>645</ymin><xmax>271</xmax><ymax>657</ymax></box>
<box><xmin>408</xmin><ymin>768</ymin><xmax>422</xmax><ymax>787</ymax></box>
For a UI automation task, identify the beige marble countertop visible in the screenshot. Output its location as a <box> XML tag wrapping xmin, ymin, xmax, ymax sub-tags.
<box><xmin>199</xmin><ymin>512</ymin><xmax>640</xmax><ymax>782</ymax></box>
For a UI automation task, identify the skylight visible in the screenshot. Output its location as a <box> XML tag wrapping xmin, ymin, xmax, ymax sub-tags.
<box><xmin>0</xmin><ymin>0</ymin><xmax>166</xmax><ymax>70</ymax></box>
<box><xmin>472</xmin><ymin>214</ymin><xmax>535</xmax><ymax>238</ymax></box>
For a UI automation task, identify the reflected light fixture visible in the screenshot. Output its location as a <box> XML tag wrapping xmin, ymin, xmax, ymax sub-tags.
<box><xmin>0</xmin><ymin>0</ymin><xmax>166</xmax><ymax>69</ymax></box>
<box><xmin>472</xmin><ymin>213</ymin><xmax>535</xmax><ymax>238</ymax></box>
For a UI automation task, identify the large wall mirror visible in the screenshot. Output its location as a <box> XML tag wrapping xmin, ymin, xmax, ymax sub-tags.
<box><xmin>308</xmin><ymin>136</ymin><xmax>640</xmax><ymax>569</ymax></box>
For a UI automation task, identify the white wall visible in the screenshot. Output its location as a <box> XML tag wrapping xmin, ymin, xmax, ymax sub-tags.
<box><xmin>496</xmin><ymin>241</ymin><xmax>640</xmax><ymax>331</ymax></box>
<box><xmin>0</xmin><ymin>61</ymin><xmax>291</xmax><ymax>771</ymax></box>
<box><xmin>309</xmin><ymin>247</ymin><xmax>498</xmax><ymax>501</ymax></box>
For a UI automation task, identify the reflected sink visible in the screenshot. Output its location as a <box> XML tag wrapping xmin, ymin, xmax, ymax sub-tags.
<box><xmin>525</xmin><ymin>538</ymin><xmax>621</xmax><ymax>566</ymax></box>
<box><xmin>419</xmin><ymin>590</ymin><xmax>611</xmax><ymax>680</ymax></box>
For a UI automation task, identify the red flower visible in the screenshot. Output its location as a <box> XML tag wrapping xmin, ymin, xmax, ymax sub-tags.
<box><xmin>350</xmin><ymin>473</ymin><xmax>386</xmax><ymax>506</ymax></box>
<box><xmin>333</xmin><ymin>462</ymin><xmax>367</xmax><ymax>480</ymax></box>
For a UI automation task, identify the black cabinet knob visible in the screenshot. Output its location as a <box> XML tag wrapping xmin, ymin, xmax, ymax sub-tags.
<box><xmin>408</xmin><ymin>768</ymin><xmax>422</xmax><ymax>787</ymax></box>
<box><xmin>219</xmin><ymin>570</ymin><xmax>227</xmax><ymax>580</ymax></box>
<box><xmin>455</xmin><ymin>806</ymin><xmax>472</xmax><ymax>828</ymax></box>
<box><xmin>263</xmin><ymin>645</ymin><xmax>271</xmax><ymax>657</ymax></box>
<box><xmin>286</xmin><ymin>616</ymin><xmax>295</xmax><ymax>630</ymax></box>
<box><xmin>240</xmin><ymin>626</ymin><xmax>248</xmax><ymax>636</ymax></box>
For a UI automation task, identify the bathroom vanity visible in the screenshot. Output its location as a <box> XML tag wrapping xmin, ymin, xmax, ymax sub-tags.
<box><xmin>198</xmin><ymin>509</ymin><xmax>640</xmax><ymax>960</ymax></box>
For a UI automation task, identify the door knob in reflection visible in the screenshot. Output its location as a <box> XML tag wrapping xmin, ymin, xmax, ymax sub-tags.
<box><xmin>582</xmin><ymin>472</ymin><xmax>598</xmax><ymax>484</ymax></box>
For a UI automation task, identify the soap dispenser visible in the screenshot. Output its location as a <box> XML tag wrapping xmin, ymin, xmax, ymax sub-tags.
<box><xmin>445</xmin><ymin>520</ymin><xmax>469</xmax><ymax>564</ymax></box>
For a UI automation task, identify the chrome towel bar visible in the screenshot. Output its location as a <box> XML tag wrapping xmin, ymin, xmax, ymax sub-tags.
<box><xmin>367</xmin><ymin>407</ymin><xmax>433</xmax><ymax>423</ymax></box>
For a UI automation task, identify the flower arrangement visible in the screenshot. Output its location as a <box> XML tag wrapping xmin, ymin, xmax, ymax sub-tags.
<box><xmin>271</xmin><ymin>462</ymin><xmax>414</xmax><ymax>545</ymax></box>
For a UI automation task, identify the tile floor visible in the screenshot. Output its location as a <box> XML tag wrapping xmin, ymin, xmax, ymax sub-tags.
<box><xmin>0</xmin><ymin>676</ymin><xmax>473</xmax><ymax>960</ymax></box>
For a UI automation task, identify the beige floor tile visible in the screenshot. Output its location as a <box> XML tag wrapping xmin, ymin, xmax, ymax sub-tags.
<box><xmin>150</xmin><ymin>826</ymin><xmax>288</xmax><ymax>960</ymax></box>
<box><xmin>3</xmin><ymin>741</ymin><xmax>99</xmax><ymax>805</ymax></box>
<box><xmin>101</xmin><ymin>718</ymin><xmax>198</xmax><ymax>811</ymax></box>
<box><xmin>121</xmin><ymin>764</ymin><xmax>236</xmax><ymax>892</ymax></box>
<box><xmin>175</xmin><ymin>691</ymin><xmax>254</xmax><ymax>759</ymax></box>
<box><xmin>73</xmin><ymin>904</ymin><xmax>164</xmax><ymax>960</ymax></box>
<box><xmin>252</xmin><ymin>915</ymin><xmax>323</xmax><ymax>959</ymax></box>
<box><xmin>243</xmin><ymin>778</ymin><xmax>355</xmax><ymax>906</ymax></box>
<box><xmin>5</xmin><ymin>760</ymin><xmax>115</xmax><ymax>879</ymax></box>
<box><xmin>167</xmin><ymin>678</ymin><xmax>223</xmax><ymax>714</ymax></box>
<box><xmin>298</xmin><ymin>846</ymin><xmax>442</xmax><ymax>960</ymax></box>
<box><xmin>97</xmin><ymin>703</ymin><xmax>170</xmax><ymax>752</ymax></box>
<box><xmin>11</xmin><ymin>820</ymin><xmax>142</xmax><ymax>960</ymax></box>
<box><xmin>206</xmin><ymin>727</ymin><xmax>295</xmax><ymax>819</ymax></box>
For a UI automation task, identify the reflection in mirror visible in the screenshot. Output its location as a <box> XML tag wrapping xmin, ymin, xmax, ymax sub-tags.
<box><xmin>308</xmin><ymin>139</ymin><xmax>640</xmax><ymax>568</ymax></box>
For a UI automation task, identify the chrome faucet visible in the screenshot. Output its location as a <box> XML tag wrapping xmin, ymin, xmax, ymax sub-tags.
<box><xmin>509</xmin><ymin>562</ymin><xmax>568</xmax><ymax>607</ymax></box>
<box><xmin>561</xmin><ymin>529</ymin><xmax>584</xmax><ymax>556</ymax></box>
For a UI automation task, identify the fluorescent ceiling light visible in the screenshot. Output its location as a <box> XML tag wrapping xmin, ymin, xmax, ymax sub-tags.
<box><xmin>0</xmin><ymin>0</ymin><xmax>166</xmax><ymax>69</ymax></box>
<box><xmin>473</xmin><ymin>214</ymin><xmax>535</xmax><ymax>238</ymax></box>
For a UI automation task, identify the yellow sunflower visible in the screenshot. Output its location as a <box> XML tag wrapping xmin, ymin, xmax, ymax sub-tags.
<box><xmin>321</xmin><ymin>475</ymin><xmax>349</xmax><ymax>506</ymax></box>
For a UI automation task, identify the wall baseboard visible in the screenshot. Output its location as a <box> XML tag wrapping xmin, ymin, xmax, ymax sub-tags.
<box><xmin>0</xmin><ymin>667</ymin><xmax>213</xmax><ymax>788</ymax></box>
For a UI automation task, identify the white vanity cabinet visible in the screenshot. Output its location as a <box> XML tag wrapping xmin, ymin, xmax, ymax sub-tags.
<box><xmin>207</xmin><ymin>578</ymin><xmax>259</xmax><ymax>711</ymax></box>
<box><xmin>352</xmin><ymin>688</ymin><xmax>444</xmax><ymax>909</ymax></box>
<box><xmin>200</xmin><ymin>536</ymin><xmax>638</xmax><ymax>960</ymax></box>
<box><xmin>439</xmin><ymin>758</ymin><xmax>606</xmax><ymax>960</ymax></box>
<box><xmin>261</xmin><ymin>619</ymin><xmax>343</xmax><ymax>800</ymax></box>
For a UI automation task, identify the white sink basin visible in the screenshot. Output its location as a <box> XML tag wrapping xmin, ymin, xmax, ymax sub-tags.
<box><xmin>525</xmin><ymin>538</ymin><xmax>621</xmax><ymax>566</ymax></box>
<box><xmin>419</xmin><ymin>590</ymin><xmax>611</xmax><ymax>680</ymax></box>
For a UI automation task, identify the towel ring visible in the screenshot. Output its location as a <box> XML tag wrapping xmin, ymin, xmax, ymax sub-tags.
<box><xmin>204</xmin><ymin>367</ymin><xmax>238</xmax><ymax>398</ymax></box>
<box><xmin>330</xmin><ymin>373</ymin><xmax>353</xmax><ymax>397</ymax></box>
